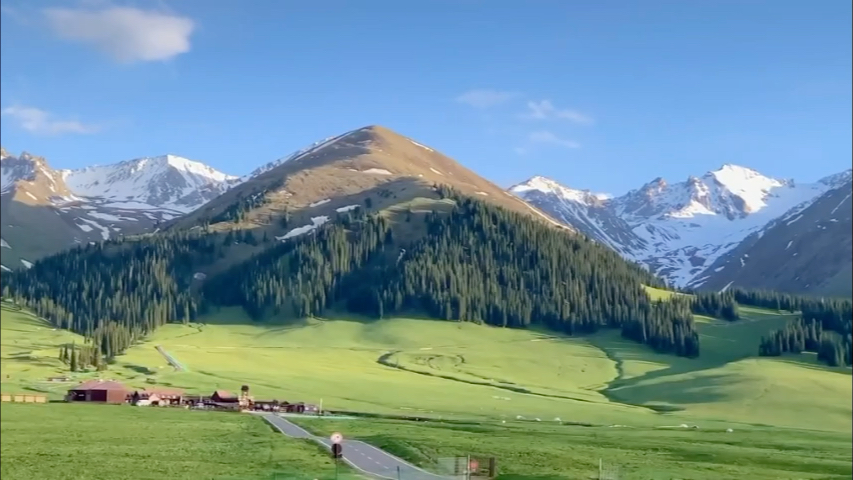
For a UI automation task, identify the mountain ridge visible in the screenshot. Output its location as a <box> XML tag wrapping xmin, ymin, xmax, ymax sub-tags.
<box><xmin>0</xmin><ymin>148</ymin><xmax>237</xmax><ymax>271</ymax></box>
<box><xmin>511</xmin><ymin>165</ymin><xmax>852</xmax><ymax>295</ymax></box>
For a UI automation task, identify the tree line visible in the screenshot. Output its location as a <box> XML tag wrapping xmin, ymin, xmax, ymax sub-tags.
<box><xmin>205</xmin><ymin>193</ymin><xmax>700</xmax><ymax>357</ymax></box>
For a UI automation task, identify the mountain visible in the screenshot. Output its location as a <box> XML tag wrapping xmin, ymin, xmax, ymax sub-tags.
<box><xmin>168</xmin><ymin>125</ymin><xmax>565</xmax><ymax>232</ymax></box>
<box><xmin>3</xmin><ymin>125</ymin><xmax>710</xmax><ymax>367</ymax></box>
<box><xmin>0</xmin><ymin>148</ymin><xmax>237</xmax><ymax>271</ymax></box>
<box><xmin>689</xmin><ymin>175</ymin><xmax>852</xmax><ymax>296</ymax></box>
<box><xmin>511</xmin><ymin>165</ymin><xmax>852</xmax><ymax>295</ymax></box>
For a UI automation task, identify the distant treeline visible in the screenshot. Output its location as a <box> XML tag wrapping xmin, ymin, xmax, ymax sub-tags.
<box><xmin>683</xmin><ymin>287</ymin><xmax>852</xmax><ymax>366</ymax></box>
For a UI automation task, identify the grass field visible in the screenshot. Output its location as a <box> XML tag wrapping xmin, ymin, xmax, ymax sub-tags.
<box><xmin>0</xmin><ymin>402</ymin><xmax>361</xmax><ymax>480</ymax></box>
<box><xmin>2</xmin><ymin>296</ymin><xmax>851</xmax><ymax>479</ymax></box>
<box><xmin>291</xmin><ymin>416</ymin><xmax>852</xmax><ymax>480</ymax></box>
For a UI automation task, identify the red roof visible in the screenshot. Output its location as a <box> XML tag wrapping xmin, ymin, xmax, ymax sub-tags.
<box><xmin>71</xmin><ymin>380</ymin><xmax>129</xmax><ymax>391</ymax></box>
<box><xmin>142</xmin><ymin>387</ymin><xmax>185</xmax><ymax>396</ymax></box>
<box><xmin>212</xmin><ymin>390</ymin><xmax>236</xmax><ymax>399</ymax></box>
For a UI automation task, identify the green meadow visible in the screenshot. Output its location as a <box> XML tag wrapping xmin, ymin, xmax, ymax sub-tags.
<box><xmin>2</xmin><ymin>292</ymin><xmax>851</xmax><ymax>479</ymax></box>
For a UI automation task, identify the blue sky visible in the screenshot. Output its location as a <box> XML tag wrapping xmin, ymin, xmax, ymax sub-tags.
<box><xmin>1</xmin><ymin>0</ymin><xmax>850</xmax><ymax>195</ymax></box>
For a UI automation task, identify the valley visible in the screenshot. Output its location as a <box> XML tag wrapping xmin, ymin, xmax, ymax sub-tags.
<box><xmin>2</xmin><ymin>295</ymin><xmax>851</xmax><ymax>479</ymax></box>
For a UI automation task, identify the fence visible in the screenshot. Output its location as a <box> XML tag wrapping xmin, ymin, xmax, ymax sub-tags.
<box><xmin>1</xmin><ymin>393</ymin><xmax>48</xmax><ymax>403</ymax></box>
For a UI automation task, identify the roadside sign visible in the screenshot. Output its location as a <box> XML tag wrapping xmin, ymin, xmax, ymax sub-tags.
<box><xmin>330</xmin><ymin>432</ymin><xmax>343</xmax><ymax>444</ymax></box>
<box><xmin>331</xmin><ymin>442</ymin><xmax>343</xmax><ymax>459</ymax></box>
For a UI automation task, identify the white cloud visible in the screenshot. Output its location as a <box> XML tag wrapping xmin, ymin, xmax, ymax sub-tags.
<box><xmin>1</xmin><ymin>106</ymin><xmax>99</xmax><ymax>135</ymax></box>
<box><xmin>455</xmin><ymin>89</ymin><xmax>518</xmax><ymax>109</ymax></box>
<box><xmin>528</xmin><ymin>131</ymin><xmax>580</xmax><ymax>149</ymax></box>
<box><xmin>521</xmin><ymin>100</ymin><xmax>593</xmax><ymax>125</ymax></box>
<box><xmin>42</xmin><ymin>6</ymin><xmax>195</xmax><ymax>63</ymax></box>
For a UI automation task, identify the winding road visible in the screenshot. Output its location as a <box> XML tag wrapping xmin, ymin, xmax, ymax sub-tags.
<box><xmin>259</xmin><ymin>413</ymin><xmax>451</xmax><ymax>480</ymax></box>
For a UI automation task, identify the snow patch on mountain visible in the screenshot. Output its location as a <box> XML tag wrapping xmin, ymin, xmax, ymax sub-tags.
<box><xmin>511</xmin><ymin>165</ymin><xmax>847</xmax><ymax>287</ymax></box>
<box><xmin>60</xmin><ymin>155</ymin><xmax>238</xmax><ymax>213</ymax></box>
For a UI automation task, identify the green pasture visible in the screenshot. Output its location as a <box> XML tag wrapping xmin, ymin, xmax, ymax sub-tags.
<box><xmin>292</xmin><ymin>416</ymin><xmax>853</xmax><ymax>480</ymax></box>
<box><xmin>0</xmin><ymin>402</ymin><xmax>359</xmax><ymax>480</ymax></box>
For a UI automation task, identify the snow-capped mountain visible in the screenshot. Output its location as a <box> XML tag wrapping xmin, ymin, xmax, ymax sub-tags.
<box><xmin>60</xmin><ymin>154</ymin><xmax>240</xmax><ymax>213</ymax></box>
<box><xmin>510</xmin><ymin>164</ymin><xmax>852</xmax><ymax>293</ymax></box>
<box><xmin>1</xmin><ymin>148</ymin><xmax>238</xmax><ymax>271</ymax></box>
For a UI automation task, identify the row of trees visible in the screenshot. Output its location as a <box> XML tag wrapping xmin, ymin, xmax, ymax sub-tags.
<box><xmin>58</xmin><ymin>343</ymin><xmax>105</xmax><ymax>372</ymax></box>
<box><xmin>690</xmin><ymin>291</ymin><xmax>740</xmax><ymax>321</ymax></box>
<box><xmin>757</xmin><ymin>298</ymin><xmax>852</xmax><ymax>367</ymax></box>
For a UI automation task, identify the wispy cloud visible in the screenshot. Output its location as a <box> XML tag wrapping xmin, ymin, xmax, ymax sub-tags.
<box><xmin>42</xmin><ymin>6</ymin><xmax>195</xmax><ymax>64</ymax></box>
<box><xmin>1</xmin><ymin>106</ymin><xmax>100</xmax><ymax>135</ymax></box>
<box><xmin>455</xmin><ymin>89</ymin><xmax>519</xmax><ymax>109</ymax></box>
<box><xmin>528</xmin><ymin>131</ymin><xmax>580</xmax><ymax>149</ymax></box>
<box><xmin>521</xmin><ymin>100</ymin><xmax>593</xmax><ymax>125</ymax></box>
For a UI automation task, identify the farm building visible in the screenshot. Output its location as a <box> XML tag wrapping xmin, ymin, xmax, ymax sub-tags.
<box><xmin>66</xmin><ymin>380</ymin><xmax>130</xmax><ymax>404</ymax></box>
<box><xmin>130</xmin><ymin>388</ymin><xmax>185</xmax><ymax>406</ymax></box>
<box><xmin>210</xmin><ymin>390</ymin><xmax>237</xmax><ymax>403</ymax></box>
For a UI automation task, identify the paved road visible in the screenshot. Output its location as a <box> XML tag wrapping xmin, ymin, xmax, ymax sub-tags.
<box><xmin>259</xmin><ymin>413</ymin><xmax>451</xmax><ymax>480</ymax></box>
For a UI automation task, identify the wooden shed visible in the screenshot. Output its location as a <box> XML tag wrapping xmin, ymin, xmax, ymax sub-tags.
<box><xmin>67</xmin><ymin>380</ymin><xmax>130</xmax><ymax>404</ymax></box>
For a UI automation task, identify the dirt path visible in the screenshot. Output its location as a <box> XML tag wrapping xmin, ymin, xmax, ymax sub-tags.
<box><xmin>155</xmin><ymin>345</ymin><xmax>188</xmax><ymax>372</ymax></box>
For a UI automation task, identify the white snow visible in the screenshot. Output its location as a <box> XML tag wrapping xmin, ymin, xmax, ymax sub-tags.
<box><xmin>512</xmin><ymin>165</ymin><xmax>845</xmax><ymax>288</ymax></box>
<box><xmin>830</xmin><ymin>192</ymin><xmax>851</xmax><ymax>215</ymax></box>
<box><xmin>275</xmin><ymin>216</ymin><xmax>329</xmax><ymax>241</ymax></box>
<box><xmin>785</xmin><ymin>240</ymin><xmax>793</xmax><ymax>250</ymax></box>
<box><xmin>25</xmin><ymin>192</ymin><xmax>37</xmax><ymax>200</ymax></box>
<box><xmin>362</xmin><ymin>168</ymin><xmax>393</xmax><ymax>175</ymax></box>
<box><xmin>476</xmin><ymin>191</ymin><xmax>489</xmax><ymax>196</ymax></box>
<box><xmin>719</xmin><ymin>281</ymin><xmax>734</xmax><ymax>293</ymax></box>
<box><xmin>77</xmin><ymin>223</ymin><xmax>93</xmax><ymax>232</ymax></box>
<box><xmin>61</xmin><ymin>155</ymin><xmax>238</xmax><ymax>214</ymax></box>
<box><xmin>0</xmin><ymin>265</ymin><xmax>10</xmax><ymax>272</ymax></box>
<box><xmin>429</xmin><ymin>167</ymin><xmax>443</xmax><ymax>176</ymax></box>
<box><xmin>335</xmin><ymin>204</ymin><xmax>360</xmax><ymax>213</ymax></box>
<box><xmin>409</xmin><ymin>139</ymin><xmax>434</xmax><ymax>152</ymax></box>
<box><xmin>309</xmin><ymin>199</ymin><xmax>331</xmax><ymax>207</ymax></box>
<box><xmin>786</xmin><ymin>214</ymin><xmax>803</xmax><ymax>226</ymax></box>
<box><xmin>714</xmin><ymin>266</ymin><xmax>725</xmax><ymax>272</ymax></box>
<box><xmin>87</xmin><ymin>212</ymin><xmax>123</xmax><ymax>222</ymax></box>
<box><xmin>0</xmin><ymin>238</ymin><xmax>9</xmax><ymax>249</ymax></box>
<box><xmin>77</xmin><ymin>218</ymin><xmax>110</xmax><ymax>240</ymax></box>
<box><xmin>20</xmin><ymin>259</ymin><xmax>33</xmax><ymax>269</ymax></box>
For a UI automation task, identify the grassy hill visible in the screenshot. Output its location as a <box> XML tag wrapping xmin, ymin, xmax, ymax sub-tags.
<box><xmin>2</xmin><ymin>301</ymin><xmax>851</xmax><ymax>478</ymax></box>
<box><xmin>3</xmin><ymin>300</ymin><xmax>849</xmax><ymax>433</ymax></box>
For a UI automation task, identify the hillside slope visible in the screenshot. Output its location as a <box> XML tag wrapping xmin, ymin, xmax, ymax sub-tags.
<box><xmin>690</xmin><ymin>179</ymin><xmax>852</xmax><ymax>296</ymax></box>
<box><xmin>169</xmin><ymin>125</ymin><xmax>565</xmax><ymax>232</ymax></box>
<box><xmin>511</xmin><ymin>166</ymin><xmax>852</xmax><ymax>295</ymax></box>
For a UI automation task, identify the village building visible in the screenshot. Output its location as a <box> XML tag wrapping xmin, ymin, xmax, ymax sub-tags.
<box><xmin>66</xmin><ymin>380</ymin><xmax>130</xmax><ymax>404</ymax></box>
<box><xmin>129</xmin><ymin>388</ymin><xmax>185</xmax><ymax>406</ymax></box>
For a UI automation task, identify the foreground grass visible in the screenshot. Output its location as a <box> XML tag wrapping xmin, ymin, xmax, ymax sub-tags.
<box><xmin>0</xmin><ymin>403</ymin><xmax>358</xmax><ymax>480</ymax></box>
<box><xmin>294</xmin><ymin>416</ymin><xmax>853</xmax><ymax>480</ymax></box>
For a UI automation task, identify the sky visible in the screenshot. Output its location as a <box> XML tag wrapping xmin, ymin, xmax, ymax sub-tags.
<box><xmin>1</xmin><ymin>0</ymin><xmax>850</xmax><ymax>196</ymax></box>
